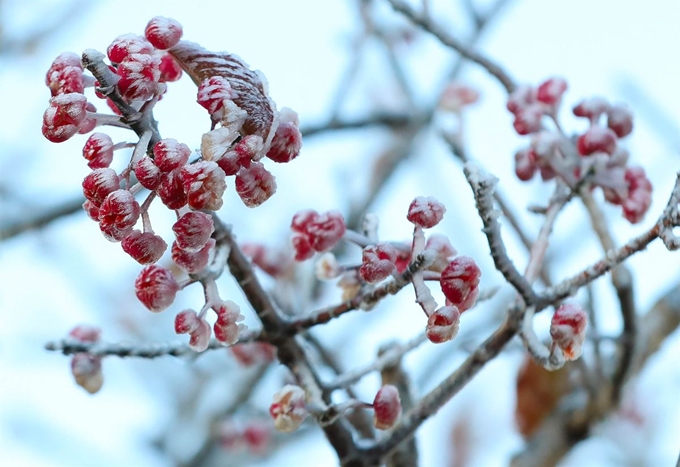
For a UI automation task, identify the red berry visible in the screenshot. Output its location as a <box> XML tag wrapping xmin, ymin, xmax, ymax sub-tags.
<box><xmin>305</xmin><ymin>211</ymin><xmax>346</xmax><ymax>252</ymax></box>
<box><xmin>513</xmin><ymin>104</ymin><xmax>543</xmax><ymax>135</ymax></box>
<box><xmin>98</xmin><ymin>189</ymin><xmax>141</xmax><ymax>242</ymax></box>
<box><xmin>291</xmin><ymin>232</ymin><xmax>314</xmax><ymax>261</ymax></box>
<box><xmin>514</xmin><ymin>148</ymin><xmax>537</xmax><ymax>181</ymax></box>
<box><xmin>135</xmin><ymin>264</ymin><xmax>179</xmax><ymax>312</ymax></box>
<box><xmin>426</xmin><ymin>306</ymin><xmax>461</xmax><ymax>343</ymax></box>
<box><xmin>68</xmin><ymin>324</ymin><xmax>101</xmax><ymax>343</ymax></box>
<box><xmin>171</xmin><ymin>238</ymin><xmax>215</xmax><ymax>273</ymax></box>
<box><xmin>550</xmin><ymin>303</ymin><xmax>587</xmax><ymax>360</ymax></box>
<box><xmin>116</xmin><ymin>53</ymin><xmax>161</xmax><ymax>102</ymax></box>
<box><xmin>197</xmin><ymin>76</ymin><xmax>235</xmax><ymax>118</ymax></box>
<box><xmin>107</xmin><ymin>34</ymin><xmax>153</xmax><ymax>64</ymax></box>
<box><xmin>577</xmin><ymin>126</ymin><xmax>618</xmax><ymax>156</ymax></box>
<box><xmin>230</xmin><ymin>342</ymin><xmax>276</xmax><ymax>366</ymax></box>
<box><xmin>359</xmin><ymin>243</ymin><xmax>397</xmax><ymax>283</ymax></box>
<box><xmin>407</xmin><ymin>196</ymin><xmax>446</xmax><ymax>228</ymax></box>
<box><xmin>424</xmin><ymin>234</ymin><xmax>457</xmax><ymax>273</ymax></box>
<box><xmin>46</xmin><ymin>52</ymin><xmax>84</xmax><ymax>96</ymax></box>
<box><xmin>121</xmin><ymin>229</ymin><xmax>167</xmax><ymax>264</ymax></box>
<box><xmin>42</xmin><ymin>93</ymin><xmax>88</xmax><ymax>142</ymax></box>
<box><xmin>373</xmin><ymin>385</ymin><xmax>401</xmax><ymax>430</ymax></box>
<box><xmin>144</xmin><ymin>16</ymin><xmax>183</xmax><ymax>50</ymax></box>
<box><xmin>157</xmin><ymin>168</ymin><xmax>188</xmax><ymax>210</ymax></box>
<box><xmin>213</xmin><ymin>300</ymin><xmax>244</xmax><ymax>345</ymax></box>
<box><xmin>172</xmin><ymin>211</ymin><xmax>214</xmax><ymax>252</ymax></box>
<box><xmin>83</xmin><ymin>133</ymin><xmax>114</xmax><ymax>169</ymax></box>
<box><xmin>153</xmin><ymin>138</ymin><xmax>191</xmax><ymax>173</ymax></box>
<box><xmin>536</xmin><ymin>77</ymin><xmax>567</xmax><ymax>105</ymax></box>
<box><xmin>607</xmin><ymin>104</ymin><xmax>633</xmax><ymax>138</ymax></box>
<box><xmin>82</xmin><ymin>168</ymin><xmax>120</xmax><ymax>206</ymax></box>
<box><xmin>235</xmin><ymin>162</ymin><xmax>276</xmax><ymax>208</ymax></box>
<box><xmin>266</xmin><ymin>108</ymin><xmax>302</xmax><ymax>163</ymax></box>
<box><xmin>134</xmin><ymin>155</ymin><xmax>162</xmax><ymax>190</ymax></box>
<box><xmin>621</xmin><ymin>166</ymin><xmax>652</xmax><ymax>224</ymax></box>
<box><xmin>158</xmin><ymin>53</ymin><xmax>183</xmax><ymax>82</ymax></box>
<box><xmin>573</xmin><ymin>97</ymin><xmax>609</xmax><ymax>120</ymax></box>
<box><xmin>174</xmin><ymin>310</ymin><xmax>210</xmax><ymax>352</ymax></box>
<box><xmin>181</xmin><ymin>161</ymin><xmax>227</xmax><ymax>210</ymax></box>
<box><xmin>507</xmin><ymin>85</ymin><xmax>536</xmax><ymax>114</ymax></box>
<box><xmin>440</xmin><ymin>256</ymin><xmax>481</xmax><ymax>312</ymax></box>
<box><xmin>270</xmin><ymin>385</ymin><xmax>308</xmax><ymax>433</ymax></box>
<box><xmin>82</xmin><ymin>200</ymin><xmax>100</xmax><ymax>221</ymax></box>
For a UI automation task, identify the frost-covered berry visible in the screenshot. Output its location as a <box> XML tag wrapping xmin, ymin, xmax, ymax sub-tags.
<box><xmin>82</xmin><ymin>133</ymin><xmax>114</xmax><ymax>169</ymax></box>
<box><xmin>197</xmin><ymin>76</ymin><xmax>236</xmax><ymax>119</ymax></box>
<box><xmin>171</xmin><ymin>238</ymin><xmax>215</xmax><ymax>273</ymax></box>
<box><xmin>181</xmin><ymin>161</ymin><xmax>227</xmax><ymax>211</ymax></box>
<box><xmin>438</xmin><ymin>81</ymin><xmax>479</xmax><ymax>112</ymax></box>
<box><xmin>407</xmin><ymin>196</ymin><xmax>446</xmax><ymax>228</ymax></box>
<box><xmin>536</xmin><ymin>77</ymin><xmax>567</xmax><ymax>106</ymax></box>
<box><xmin>153</xmin><ymin>138</ymin><xmax>191</xmax><ymax>173</ymax></box>
<box><xmin>507</xmin><ymin>85</ymin><xmax>536</xmax><ymax>114</ymax></box>
<box><xmin>144</xmin><ymin>16</ymin><xmax>183</xmax><ymax>50</ymax></box>
<box><xmin>514</xmin><ymin>148</ymin><xmax>537</xmax><ymax>181</ymax></box>
<box><xmin>577</xmin><ymin>127</ymin><xmax>618</xmax><ymax>156</ymax></box>
<box><xmin>291</xmin><ymin>232</ymin><xmax>314</xmax><ymax>261</ymax></box>
<box><xmin>266</xmin><ymin>108</ymin><xmax>302</xmax><ymax>163</ymax></box>
<box><xmin>158</xmin><ymin>53</ymin><xmax>183</xmax><ymax>82</ymax></box>
<box><xmin>315</xmin><ymin>251</ymin><xmax>342</xmax><ymax>280</ymax></box>
<box><xmin>242</xmin><ymin>243</ymin><xmax>291</xmax><ymax>277</ymax></box>
<box><xmin>121</xmin><ymin>229</ymin><xmax>167</xmax><ymax>264</ymax></box>
<box><xmin>513</xmin><ymin>104</ymin><xmax>543</xmax><ymax>135</ymax></box>
<box><xmin>426</xmin><ymin>306</ymin><xmax>461</xmax><ymax>344</ymax></box>
<box><xmin>440</xmin><ymin>256</ymin><xmax>481</xmax><ymax>312</ymax></box>
<box><xmin>42</xmin><ymin>93</ymin><xmax>88</xmax><ymax>143</ymax></box>
<box><xmin>69</xmin><ymin>324</ymin><xmax>101</xmax><ymax>343</ymax></box>
<box><xmin>373</xmin><ymin>385</ymin><xmax>401</xmax><ymax>430</ymax></box>
<box><xmin>230</xmin><ymin>342</ymin><xmax>277</xmax><ymax>366</ymax></box>
<box><xmin>82</xmin><ymin>168</ymin><xmax>120</xmax><ymax>206</ymax></box>
<box><xmin>291</xmin><ymin>210</ymin><xmax>346</xmax><ymax>257</ymax></box>
<box><xmin>270</xmin><ymin>385</ymin><xmax>308</xmax><ymax>433</ymax></box>
<box><xmin>213</xmin><ymin>300</ymin><xmax>245</xmax><ymax>345</ymax></box>
<box><xmin>173</xmin><ymin>211</ymin><xmax>214</xmax><ymax>252</ymax></box>
<box><xmin>174</xmin><ymin>309</ymin><xmax>211</xmax><ymax>352</ymax></box>
<box><xmin>621</xmin><ymin>166</ymin><xmax>652</xmax><ymax>224</ymax></box>
<box><xmin>157</xmin><ymin>168</ymin><xmax>188</xmax><ymax>210</ymax></box>
<box><xmin>235</xmin><ymin>162</ymin><xmax>277</xmax><ymax>208</ymax></box>
<box><xmin>134</xmin><ymin>155</ymin><xmax>162</xmax><ymax>190</ymax></box>
<box><xmin>98</xmin><ymin>189</ymin><xmax>141</xmax><ymax>242</ymax></box>
<box><xmin>214</xmin><ymin>135</ymin><xmax>261</xmax><ymax>175</ymax></box>
<box><xmin>82</xmin><ymin>200</ymin><xmax>100</xmax><ymax>221</ymax></box>
<box><xmin>425</xmin><ymin>234</ymin><xmax>457</xmax><ymax>273</ymax></box>
<box><xmin>550</xmin><ymin>303</ymin><xmax>587</xmax><ymax>360</ymax></box>
<box><xmin>135</xmin><ymin>264</ymin><xmax>180</xmax><ymax>312</ymax></box>
<box><xmin>360</xmin><ymin>243</ymin><xmax>397</xmax><ymax>283</ymax></box>
<box><xmin>71</xmin><ymin>353</ymin><xmax>103</xmax><ymax>394</ymax></box>
<box><xmin>116</xmin><ymin>53</ymin><xmax>161</xmax><ymax>102</ymax></box>
<box><xmin>46</xmin><ymin>52</ymin><xmax>84</xmax><ymax>96</ymax></box>
<box><xmin>107</xmin><ymin>33</ymin><xmax>153</xmax><ymax>64</ymax></box>
<box><xmin>607</xmin><ymin>104</ymin><xmax>633</xmax><ymax>138</ymax></box>
<box><xmin>573</xmin><ymin>97</ymin><xmax>609</xmax><ymax>121</ymax></box>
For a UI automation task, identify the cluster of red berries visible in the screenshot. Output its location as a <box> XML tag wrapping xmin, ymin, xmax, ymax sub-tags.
<box><xmin>42</xmin><ymin>17</ymin><xmax>306</xmax><ymax>352</ymax></box>
<box><xmin>509</xmin><ymin>78</ymin><xmax>652</xmax><ymax>224</ymax></box>
<box><xmin>286</xmin><ymin>196</ymin><xmax>482</xmax><ymax>345</ymax></box>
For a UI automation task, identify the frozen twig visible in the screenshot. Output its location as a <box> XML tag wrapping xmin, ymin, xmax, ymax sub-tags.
<box><xmin>463</xmin><ymin>162</ymin><xmax>538</xmax><ymax>306</ymax></box>
<box><xmin>386</xmin><ymin>0</ymin><xmax>516</xmax><ymax>93</ymax></box>
<box><xmin>0</xmin><ymin>196</ymin><xmax>84</xmax><ymax>241</ymax></box>
<box><xmin>44</xmin><ymin>333</ymin><xmax>258</xmax><ymax>358</ymax></box>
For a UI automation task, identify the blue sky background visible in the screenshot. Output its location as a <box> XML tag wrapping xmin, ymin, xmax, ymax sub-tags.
<box><xmin>1</xmin><ymin>1</ymin><xmax>679</xmax><ymax>466</ymax></box>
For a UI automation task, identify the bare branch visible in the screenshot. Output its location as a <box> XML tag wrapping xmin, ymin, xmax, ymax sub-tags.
<box><xmin>386</xmin><ymin>0</ymin><xmax>516</xmax><ymax>93</ymax></box>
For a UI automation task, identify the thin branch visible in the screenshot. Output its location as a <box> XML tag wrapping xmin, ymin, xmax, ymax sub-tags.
<box><xmin>0</xmin><ymin>196</ymin><xmax>84</xmax><ymax>241</ymax></box>
<box><xmin>300</xmin><ymin>112</ymin><xmax>421</xmax><ymax>138</ymax></box>
<box><xmin>283</xmin><ymin>253</ymin><xmax>431</xmax><ymax>334</ymax></box>
<box><xmin>386</xmin><ymin>0</ymin><xmax>516</xmax><ymax>93</ymax></box>
<box><xmin>325</xmin><ymin>333</ymin><xmax>427</xmax><ymax>391</ymax></box>
<box><xmin>463</xmin><ymin>162</ymin><xmax>538</xmax><ymax>306</ymax></box>
<box><xmin>45</xmin><ymin>332</ymin><xmax>259</xmax><ymax>358</ymax></box>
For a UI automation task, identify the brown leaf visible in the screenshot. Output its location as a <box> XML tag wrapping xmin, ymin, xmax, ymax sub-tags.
<box><xmin>515</xmin><ymin>355</ymin><xmax>569</xmax><ymax>437</ymax></box>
